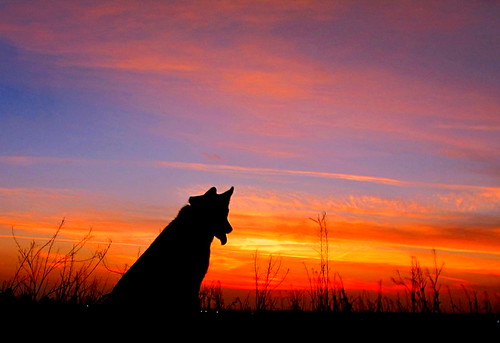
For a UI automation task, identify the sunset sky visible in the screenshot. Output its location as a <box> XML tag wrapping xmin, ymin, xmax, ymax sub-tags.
<box><xmin>1</xmin><ymin>1</ymin><xmax>499</xmax><ymax>298</ymax></box>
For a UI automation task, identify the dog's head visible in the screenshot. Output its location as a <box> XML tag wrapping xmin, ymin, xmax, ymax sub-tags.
<box><xmin>188</xmin><ymin>186</ymin><xmax>234</xmax><ymax>245</ymax></box>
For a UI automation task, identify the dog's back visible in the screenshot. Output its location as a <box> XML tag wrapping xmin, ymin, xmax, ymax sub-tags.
<box><xmin>106</xmin><ymin>187</ymin><xmax>234</xmax><ymax>313</ymax></box>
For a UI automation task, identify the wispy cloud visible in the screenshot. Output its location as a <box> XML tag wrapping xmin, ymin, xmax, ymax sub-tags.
<box><xmin>155</xmin><ymin>160</ymin><xmax>500</xmax><ymax>193</ymax></box>
<box><xmin>0</xmin><ymin>156</ymin><xmax>77</xmax><ymax>166</ymax></box>
<box><xmin>0</xmin><ymin>155</ymin><xmax>406</xmax><ymax>186</ymax></box>
<box><xmin>2</xmin><ymin>155</ymin><xmax>498</xmax><ymax>195</ymax></box>
<box><xmin>156</xmin><ymin>160</ymin><xmax>409</xmax><ymax>186</ymax></box>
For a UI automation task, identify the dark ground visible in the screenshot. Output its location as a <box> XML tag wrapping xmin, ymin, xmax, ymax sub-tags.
<box><xmin>2</xmin><ymin>302</ymin><xmax>499</xmax><ymax>340</ymax></box>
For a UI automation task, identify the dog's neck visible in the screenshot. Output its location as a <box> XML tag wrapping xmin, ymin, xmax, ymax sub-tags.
<box><xmin>158</xmin><ymin>205</ymin><xmax>214</xmax><ymax>246</ymax></box>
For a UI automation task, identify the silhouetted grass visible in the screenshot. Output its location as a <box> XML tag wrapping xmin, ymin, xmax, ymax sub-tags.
<box><xmin>1</xmin><ymin>219</ymin><xmax>111</xmax><ymax>305</ymax></box>
<box><xmin>200</xmin><ymin>280</ymin><xmax>225</xmax><ymax>312</ymax></box>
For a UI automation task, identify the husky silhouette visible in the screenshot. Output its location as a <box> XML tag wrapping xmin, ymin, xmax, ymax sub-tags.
<box><xmin>106</xmin><ymin>186</ymin><xmax>234</xmax><ymax>313</ymax></box>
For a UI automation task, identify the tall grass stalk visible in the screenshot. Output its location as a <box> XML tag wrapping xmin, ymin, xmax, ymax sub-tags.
<box><xmin>427</xmin><ymin>249</ymin><xmax>444</xmax><ymax>313</ymax></box>
<box><xmin>392</xmin><ymin>256</ymin><xmax>429</xmax><ymax>313</ymax></box>
<box><xmin>306</xmin><ymin>212</ymin><xmax>332</xmax><ymax>311</ymax></box>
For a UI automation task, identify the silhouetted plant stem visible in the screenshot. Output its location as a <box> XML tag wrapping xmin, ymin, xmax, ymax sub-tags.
<box><xmin>426</xmin><ymin>248</ymin><xmax>444</xmax><ymax>313</ymax></box>
<box><xmin>253</xmin><ymin>250</ymin><xmax>289</xmax><ymax>311</ymax></box>
<box><xmin>306</xmin><ymin>212</ymin><xmax>332</xmax><ymax>311</ymax></box>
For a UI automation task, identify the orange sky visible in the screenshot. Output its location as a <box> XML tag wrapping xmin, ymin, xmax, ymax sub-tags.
<box><xmin>0</xmin><ymin>1</ymin><xmax>499</xmax><ymax>303</ymax></box>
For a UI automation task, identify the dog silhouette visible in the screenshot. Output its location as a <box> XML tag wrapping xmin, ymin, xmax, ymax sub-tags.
<box><xmin>106</xmin><ymin>186</ymin><xmax>234</xmax><ymax>313</ymax></box>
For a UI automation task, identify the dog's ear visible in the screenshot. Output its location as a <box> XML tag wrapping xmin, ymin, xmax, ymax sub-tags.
<box><xmin>204</xmin><ymin>187</ymin><xmax>217</xmax><ymax>197</ymax></box>
<box><xmin>189</xmin><ymin>187</ymin><xmax>218</xmax><ymax>206</ymax></box>
<box><xmin>220</xmin><ymin>186</ymin><xmax>234</xmax><ymax>203</ymax></box>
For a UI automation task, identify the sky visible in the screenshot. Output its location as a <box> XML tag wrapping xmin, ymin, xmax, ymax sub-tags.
<box><xmin>1</xmin><ymin>1</ymin><xmax>499</xmax><ymax>300</ymax></box>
